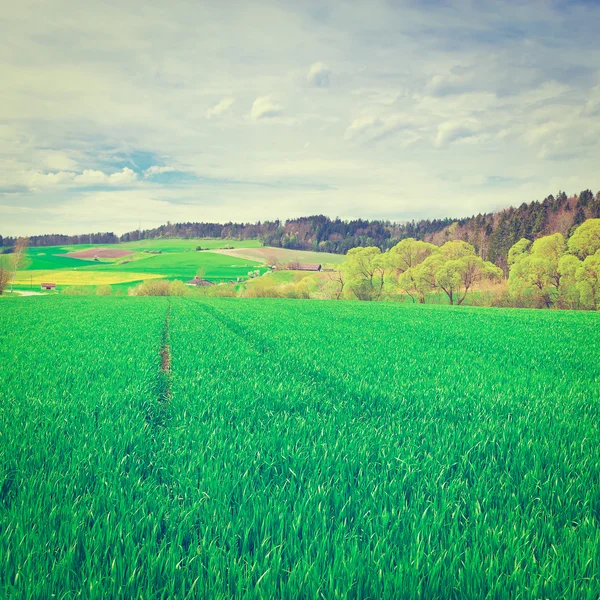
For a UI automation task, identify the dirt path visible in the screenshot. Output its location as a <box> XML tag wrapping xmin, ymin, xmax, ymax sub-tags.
<box><xmin>16</xmin><ymin>291</ymin><xmax>46</xmax><ymax>296</ymax></box>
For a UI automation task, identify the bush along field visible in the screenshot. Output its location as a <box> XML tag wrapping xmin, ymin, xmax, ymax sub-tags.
<box><xmin>1</xmin><ymin>297</ymin><xmax>600</xmax><ymax>599</ymax></box>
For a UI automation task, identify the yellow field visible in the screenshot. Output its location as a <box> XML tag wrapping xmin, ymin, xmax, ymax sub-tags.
<box><xmin>14</xmin><ymin>271</ymin><xmax>164</xmax><ymax>285</ymax></box>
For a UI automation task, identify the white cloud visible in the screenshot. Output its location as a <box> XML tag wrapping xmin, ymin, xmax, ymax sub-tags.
<box><xmin>251</xmin><ymin>96</ymin><xmax>283</xmax><ymax>120</ymax></box>
<box><xmin>74</xmin><ymin>169</ymin><xmax>109</xmax><ymax>185</ymax></box>
<box><xmin>345</xmin><ymin>114</ymin><xmax>418</xmax><ymax>145</ymax></box>
<box><xmin>145</xmin><ymin>165</ymin><xmax>176</xmax><ymax>176</ymax></box>
<box><xmin>28</xmin><ymin>170</ymin><xmax>76</xmax><ymax>189</ymax></box>
<box><xmin>307</xmin><ymin>62</ymin><xmax>331</xmax><ymax>88</ymax></box>
<box><xmin>22</xmin><ymin>168</ymin><xmax>138</xmax><ymax>191</ymax></box>
<box><xmin>206</xmin><ymin>97</ymin><xmax>235</xmax><ymax>119</ymax></box>
<box><xmin>39</xmin><ymin>151</ymin><xmax>78</xmax><ymax>172</ymax></box>
<box><xmin>108</xmin><ymin>167</ymin><xmax>137</xmax><ymax>184</ymax></box>
<box><xmin>435</xmin><ymin>120</ymin><xmax>480</xmax><ymax>147</ymax></box>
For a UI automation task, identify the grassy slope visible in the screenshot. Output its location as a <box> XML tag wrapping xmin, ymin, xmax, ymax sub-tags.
<box><xmin>1</xmin><ymin>297</ymin><xmax>599</xmax><ymax>598</ymax></box>
<box><xmin>117</xmin><ymin>238</ymin><xmax>262</xmax><ymax>251</ymax></box>
<box><xmin>81</xmin><ymin>251</ymin><xmax>266</xmax><ymax>282</ymax></box>
<box><xmin>7</xmin><ymin>239</ymin><xmax>267</xmax><ymax>288</ymax></box>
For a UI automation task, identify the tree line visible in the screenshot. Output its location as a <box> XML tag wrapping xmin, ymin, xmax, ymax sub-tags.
<box><xmin>2</xmin><ymin>190</ymin><xmax>598</xmax><ymax>272</ymax></box>
<box><xmin>507</xmin><ymin>218</ymin><xmax>600</xmax><ymax>310</ymax></box>
<box><xmin>314</xmin><ymin>218</ymin><xmax>599</xmax><ymax>309</ymax></box>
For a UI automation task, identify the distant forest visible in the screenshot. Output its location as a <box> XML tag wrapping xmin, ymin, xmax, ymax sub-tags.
<box><xmin>2</xmin><ymin>189</ymin><xmax>599</xmax><ymax>269</ymax></box>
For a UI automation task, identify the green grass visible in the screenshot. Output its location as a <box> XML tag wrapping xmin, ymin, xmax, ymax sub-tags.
<box><xmin>1</xmin><ymin>298</ymin><xmax>599</xmax><ymax>598</ymax></box>
<box><xmin>118</xmin><ymin>238</ymin><xmax>263</xmax><ymax>252</ymax></box>
<box><xmin>82</xmin><ymin>251</ymin><xmax>267</xmax><ymax>282</ymax></box>
<box><xmin>6</xmin><ymin>240</ymin><xmax>268</xmax><ymax>288</ymax></box>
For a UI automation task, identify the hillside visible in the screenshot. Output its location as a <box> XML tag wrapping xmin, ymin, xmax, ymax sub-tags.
<box><xmin>2</xmin><ymin>189</ymin><xmax>598</xmax><ymax>269</ymax></box>
<box><xmin>425</xmin><ymin>190</ymin><xmax>600</xmax><ymax>269</ymax></box>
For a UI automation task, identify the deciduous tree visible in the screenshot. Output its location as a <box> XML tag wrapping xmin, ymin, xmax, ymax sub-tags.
<box><xmin>575</xmin><ymin>250</ymin><xmax>600</xmax><ymax>309</ymax></box>
<box><xmin>568</xmin><ymin>219</ymin><xmax>600</xmax><ymax>260</ymax></box>
<box><xmin>434</xmin><ymin>255</ymin><xmax>502</xmax><ymax>305</ymax></box>
<box><xmin>344</xmin><ymin>247</ymin><xmax>387</xmax><ymax>301</ymax></box>
<box><xmin>9</xmin><ymin>237</ymin><xmax>29</xmax><ymax>293</ymax></box>
<box><xmin>387</xmin><ymin>238</ymin><xmax>437</xmax><ymax>279</ymax></box>
<box><xmin>508</xmin><ymin>233</ymin><xmax>565</xmax><ymax>308</ymax></box>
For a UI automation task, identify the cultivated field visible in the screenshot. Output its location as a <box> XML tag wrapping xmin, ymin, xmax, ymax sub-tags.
<box><xmin>4</xmin><ymin>239</ymin><xmax>268</xmax><ymax>291</ymax></box>
<box><xmin>13</xmin><ymin>270</ymin><xmax>165</xmax><ymax>286</ymax></box>
<box><xmin>212</xmin><ymin>246</ymin><xmax>346</xmax><ymax>265</ymax></box>
<box><xmin>1</xmin><ymin>297</ymin><xmax>599</xmax><ymax>599</ymax></box>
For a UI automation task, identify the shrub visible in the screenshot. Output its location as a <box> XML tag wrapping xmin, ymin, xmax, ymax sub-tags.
<box><xmin>61</xmin><ymin>286</ymin><xmax>92</xmax><ymax>296</ymax></box>
<box><xmin>96</xmin><ymin>285</ymin><xmax>113</xmax><ymax>296</ymax></box>
<box><xmin>132</xmin><ymin>280</ymin><xmax>191</xmax><ymax>297</ymax></box>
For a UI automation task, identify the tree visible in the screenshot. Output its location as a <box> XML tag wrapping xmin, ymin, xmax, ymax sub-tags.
<box><xmin>507</xmin><ymin>238</ymin><xmax>531</xmax><ymax>267</ymax></box>
<box><xmin>433</xmin><ymin>255</ymin><xmax>502</xmax><ymax>305</ymax></box>
<box><xmin>0</xmin><ymin>260</ymin><xmax>10</xmax><ymax>295</ymax></box>
<box><xmin>324</xmin><ymin>268</ymin><xmax>346</xmax><ymax>300</ymax></box>
<box><xmin>397</xmin><ymin>264</ymin><xmax>433</xmax><ymax>303</ymax></box>
<box><xmin>438</xmin><ymin>240</ymin><xmax>476</xmax><ymax>260</ymax></box>
<box><xmin>9</xmin><ymin>237</ymin><xmax>29</xmax><ymax>293</ymax></box>
<box><xmin>508</xmin><ymin>233</ymin><xmax>566</xmax><ymax>308</ymax></box>
<box><xmin>344</xmin><ymin>247</ymin><xmax>387</xmax><ymax>301</ymax></box>
<box><xmin>568</xmin><ymin>219</ymin><xmax>600</xmax><ymax>260</ymax></box>
<box><xmin>557</xmin><ymin>254</ymin><xmax>582</xmax><ymax>309</ymax></box>
<box><xmin>575</xmin><ymin>250</ymin><xmax>600</xmax><ymax>310</ymax></box>
<box><xmin>387</xmin><ymin>238</ymin><xmax>437</xmax><ymax>278</ymax></box>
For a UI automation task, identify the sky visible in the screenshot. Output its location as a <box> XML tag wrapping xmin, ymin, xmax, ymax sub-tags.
<box><xmin>1</xmin><ymin>0</ymin><xmax>600</xmax><ymax>236</ymax></box>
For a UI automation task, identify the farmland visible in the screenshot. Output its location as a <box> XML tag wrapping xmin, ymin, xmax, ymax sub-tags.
<box><xmin>3</xmin><ymin>239</ymin><xmax>267</xmax><ymax>291</ymax></box>
<box><xmin>1</xmin><ymin>297</ymin><xmax>599</xmax><ymax>599</ymax></box>
<box><xmin>212</xmin><ymin>246</ymin><xmax>346</xmax><ymax>265</ymax></box>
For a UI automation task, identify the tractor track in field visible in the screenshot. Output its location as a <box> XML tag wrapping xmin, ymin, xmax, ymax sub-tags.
<box><xmin>195</xmin><ymin>301</ymin><xmax>394</xmax><ymax>418</ymax></box>
<box><xmin>145</xmin><ymin>302</ymin><xmax>172</xmax><ymax>434</ymax></box>
<box><xmin>158</xmin><ymin>302</ymin><xmax>172</xmax><ymax>402</ymax></box>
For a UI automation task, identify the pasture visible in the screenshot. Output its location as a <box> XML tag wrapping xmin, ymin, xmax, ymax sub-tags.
<box><xmin>1</xmin><ymin>297</ymin><xmax>599</xmax><ymax>599</ymax></box>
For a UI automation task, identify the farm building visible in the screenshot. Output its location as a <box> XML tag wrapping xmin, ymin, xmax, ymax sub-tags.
<box><xmin>185</xmin><ymin>276</ymin><xmax>215</xmax><ymax>287</ymax></box>
<box><xmin>40</xmin><ymin>283</ymin><xmax>57</xmax><ymax>291</ymax></box>
<box><xmin>295</xmin><ymin>263</ymin><xmax>322</xmax><ymax>271</ymax></box>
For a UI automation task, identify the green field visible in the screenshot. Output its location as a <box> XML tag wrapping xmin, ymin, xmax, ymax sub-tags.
<box><xmin>1</xmin><ymin>297</ymin><xmax>599</xmax><ymax>598</ymax></box>
<box><xmin>3</xmin><ymin>239</ymin><xmax>268</xmax><ymax>289</ymax></box>
<box><xmin>81</xmin><ymin>251</ymin><xmax>264</xmax><ymax>282</ymax></box>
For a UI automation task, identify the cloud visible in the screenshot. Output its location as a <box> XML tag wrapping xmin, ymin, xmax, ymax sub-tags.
<box><xmin>28</xmin><ymin>170</ymin><xmax>77</xmax><ymax>189</ymax></box>
<box><xmin>73</xmin><ymin>168</ymin><xmax>137</xmax><ymax>185</ymax></box>
<box><xmin>251</xmin><ymin>96</ymin><xmax>283</xmax><ymax>120</ymax></box>
<box><xmin>345</xmin><ymin>114</ymin><xmax>418</xmax><ymax>145</ymax></box>
<box><xmin>107</xmin><ymin>167</ymin><xmax>137</xmax><ymax>184</ymax></box>
<box><xmin>425</xmin><ymin>73</ymin><xmax>471</xmax><ymax>97</ymax></box>
<box><xmin>25</xmin><ymin>168</ymin><xmax>138</xmax><ymax>190</ymax></box>
<box><xmin>206</xmin><ymin>97</ymin><xmax>235</xmax><ymax>119</ymax></box>
<box><xmin>145</xmin><ymin>165</ymin><xmax>176</xmax><ymax>176</ymax></box>
<box><xmin>39</xmin><ymin>151</ymin><xmax>78</xmax><ymax>172</ymax></box>
<box><xmin>435</xmin><ymin>120</ymin><xmax>480</xmax><ymax>147</ymax></box>
<box><xmin>307</xmin><ymin>62</ymin><xmax>331</xmax><ymax>88</ymax></box>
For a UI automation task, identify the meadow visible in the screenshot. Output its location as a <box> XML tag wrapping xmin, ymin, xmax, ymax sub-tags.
<box><xmin>1</xmin><ymin>297</ymin><xmax>599</xmax><ymax>599</ymax></box>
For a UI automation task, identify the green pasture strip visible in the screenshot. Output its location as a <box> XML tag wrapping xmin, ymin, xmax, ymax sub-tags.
<box><xmin>118</xmin><ymin>238</ymin><xmax>263</xmax><ymax>252</ymax></box>
<box><xmin>79</xmin><ymin>251</ymin><xmax>267</xmax><ymax>282</ymax></box>
<box><xmin>24</xmin><ymin>254</ymin><xmax>98</xmax><ymax>271</ymax></box>
<box><xmin>0</xmin><ymin>297</ymin><xmax>170</xmax><ymax>599</ymax></box>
